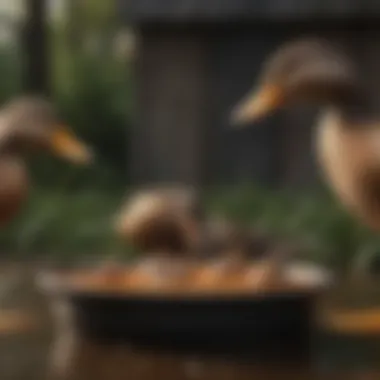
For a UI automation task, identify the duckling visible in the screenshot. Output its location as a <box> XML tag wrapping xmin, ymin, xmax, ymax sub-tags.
<box><xmin>231</xmin><ymin>38</ymin><xmax>380</xmax><ymax>232</ymax></box>
<box><xmin>115</xmin><ymin>186</ymin><xmax>203</xmax><ymax>286</ymax></box>
<box><xmin>0</xmin><ymin>96</ymin><xmax>92</xmax><ymax>227</ymax></box>
<box><xmin>115</xmin><ymin>186</ymin><xmax>203</xmax><ymax>254</ymax></box>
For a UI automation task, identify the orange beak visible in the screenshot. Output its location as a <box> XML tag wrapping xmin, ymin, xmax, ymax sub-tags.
<box><xmin>230</xmin><ymin>84</ymin><xmax>284</xmax><ymax>126</ymax></box>
<box><xmin>49</xmin><ymin>126</ymin><xmax>93</xmax><ymax>165</ymax></box>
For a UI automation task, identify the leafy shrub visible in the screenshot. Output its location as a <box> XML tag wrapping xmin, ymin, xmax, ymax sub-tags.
<box><xmin>208</xmin><ymin>185</ymin><xmax>380</xmax><ymax>270</ymax></box>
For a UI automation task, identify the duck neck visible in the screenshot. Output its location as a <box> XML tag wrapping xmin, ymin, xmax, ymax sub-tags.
<box><xmin>323</xmin><ymin>83</ymin><xmax>374</xmax><ymax>125</ymax></box>
<box><xmin>0</xmin><ymin>132</ymin><xmax>24</xmax><ymax>158</ymax></box>
<box><xmin>0</xmin><ymin>145</ymin><xmax>22</xmax><ymax>158</ymax></box>
<box><xmin>335</xmin><ymin>98</ymin><xmax>373</xmax><ymax>126</ymax></box>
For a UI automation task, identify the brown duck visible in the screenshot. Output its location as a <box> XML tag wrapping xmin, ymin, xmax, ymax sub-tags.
<box><xmin>0</xmin><ymin>96</ymin><xmax>92</xmax><ymax>334</ymax></box>
<box><xmin>0</xmin><ymin>96</ymin><xmax>93</xmax><ymax>227</ymax></box>
<box><xmin>231</xmin><ymin>38</ymin><xmax>380</xmax><ymax>232</ymax></box>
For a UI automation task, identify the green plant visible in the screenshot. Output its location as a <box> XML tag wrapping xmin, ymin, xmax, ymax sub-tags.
<box><xmin>208</xmin><ymin>186</ymin><xmax>380</xmax><ymax>270</ymax></box>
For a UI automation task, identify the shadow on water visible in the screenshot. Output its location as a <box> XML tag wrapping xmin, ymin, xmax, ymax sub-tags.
<box><xmin>0</xmin><ymin>263</ymin><xmax>380</xmax><ymax>380</ymax></box>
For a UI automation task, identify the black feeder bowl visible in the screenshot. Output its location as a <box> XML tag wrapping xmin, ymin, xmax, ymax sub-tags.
<box><xmin>37</xmin><ymin>262</ymin><xmax>332</xmax><ymax>361</ymax></box>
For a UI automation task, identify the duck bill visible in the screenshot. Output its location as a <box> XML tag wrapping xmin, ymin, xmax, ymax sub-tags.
<box><xmin>230</xmin><ymin>85</ymin><xmax>283</xmax><ymax>127</ymax></box>
<box><xmin>49</xmin><ymin>126</ymin><xmax>93</xmax><ymax>165</ymax></box>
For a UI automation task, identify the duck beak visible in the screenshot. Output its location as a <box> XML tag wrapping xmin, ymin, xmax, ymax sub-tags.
<box><xmin>49</xmin><ymin>126</ymin><xmax>94</xmax><ymax>165</ymax></box>
<box><xmin>230</xmin><ymin>85</ymin><xmax>283</xmax><ymax>127</ymax></box>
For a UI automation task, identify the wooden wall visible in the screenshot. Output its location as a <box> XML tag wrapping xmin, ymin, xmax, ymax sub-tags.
<box><xmin>131</xmin><ymin>27</ymin><xmax>209</xmax><ymax>185</ymax></box>
<box><xmin>130</xmin><ymin>23</ymin><xmax>380</xmax><ymax>187</ymax></box>
<box><xmin>121</xmin><ymin>0</ymin><xmax>380</xmax><ymax>22</ymax></box>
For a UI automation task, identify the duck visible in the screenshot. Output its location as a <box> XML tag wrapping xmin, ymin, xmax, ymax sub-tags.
<box><xmin>0</xmin><ymin>96</ymin><xmax>92</xmax><ymax>334</ymax></box>
<box><xmin>0</xmin><ymin>96</ymin><xmax>93</xmax><ymax>227</ymax></box>
<box><xmin>231</xmin><ymin>38</ymin><xmax>380</xmax><ymax>233</ymax></box>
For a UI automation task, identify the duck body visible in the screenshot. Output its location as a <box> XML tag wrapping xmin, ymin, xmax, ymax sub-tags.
<box><xmin>317</xmin><ymin>109</ymin><xmax>380</xmax><ymax>230</ymax></box>
<box><xmin>231</xmin><ymin>38</ymin><xmax>380</xmax><ymax>232</ymax></box>
<box><xmin>0</xmin><ymin>155</ymin><xmax>28</xmax><ymax>226</ymax></box>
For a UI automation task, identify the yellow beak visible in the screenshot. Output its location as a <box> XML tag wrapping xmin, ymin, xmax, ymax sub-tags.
<box><xmin>230</xmin><ymin>85</ymin><xmax>283</xmax><ymax>126</ymax></box>
<box><xmin>49</xmin><ymin>126</ymin><xmax>93</xmax><ymax>165</ymax></box>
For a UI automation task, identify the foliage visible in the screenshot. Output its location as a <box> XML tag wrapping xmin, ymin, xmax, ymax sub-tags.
<box><xmin>0</xmin><ymin>186</ymin><xmax>128</xmax><ymax>261</ymax></box>
<box><xmin>34</xmin><ymin>17</ymin><xmax>133</xmax><ymax>189</ymax></box>
<box><xmin>0</xmin><ymin>184</ymin><xmax>377</xmax><ymax>270</ymax></box>
<box><xmin>207</xmin><ymin>185</ymin><xmax>380</xmax><ymax>271</ymax></box>
<box><xmin>0</xmin><ymin>44</ymin><xmax>22</xmax><ymax>102</ymax></box>
<box><xmin>25</xmin><ymin>7</ymin><xmax>133</xmax><ymax>190</ymax></box>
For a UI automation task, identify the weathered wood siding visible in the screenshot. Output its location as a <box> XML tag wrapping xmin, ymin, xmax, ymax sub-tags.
<box><xmin>127</xmin><ymin>19</ymin><xmax>380</xmax><ymax>187</ymax></box>
<box><xmin>120</xmin><ymin>0</ymin><xmax>380</xmax><ymax>22</ymax></box>
<box><xmin>206</xmin><ymin>26</ymin><xmax>286</xmax><ymax>185</ymax></box>
<box><xmin>131</xmin><ymin>27</ymin><xmax>208</xmax><ymax>185</ymax></box>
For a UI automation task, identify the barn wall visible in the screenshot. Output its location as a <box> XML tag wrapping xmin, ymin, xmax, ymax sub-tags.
<box><xmin>206</xmin><ymin>26</ymin><xmax>380</xmax><ymax>187</ymax></box>
<box><xmin>131</xmin><ymin>24</ymin><xmax>380</xmax><ymax>187</ymax></box>
<box><xmin>120</xmin><ymin>0</ymin><xmax>380</xmax><ymax>22</ymax></box>
<box><xmin>206</xmin><ymin>26</ymin><xmax>287</xmax><ymax>185</ymax></box>
<box><xmin>131</xmin><ymin>27</ymin><xmax>209</xmax><ymax>185</ymax></box>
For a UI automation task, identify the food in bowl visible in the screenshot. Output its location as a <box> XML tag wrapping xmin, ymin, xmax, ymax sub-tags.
<box><xmin>42</xmin><ymin>257</ymin><xmax>331</xmax><ymax>297</ymax></box>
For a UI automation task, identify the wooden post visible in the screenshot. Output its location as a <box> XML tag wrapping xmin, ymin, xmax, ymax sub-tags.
<box><xmin>21</xmin><ymin>0</ymin><xmax>50</xmax><ymax>95</ymax></box>
<box><xmin>131</xmin><ymin>27</ymin><xmax>207</xmax><ymax>186</ymax></box>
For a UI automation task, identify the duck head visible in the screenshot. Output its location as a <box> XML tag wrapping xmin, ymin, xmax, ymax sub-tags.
<box><xmin>231</xmin><ymin>39</ymin><xmax>359</xmax><ymax>125</ymax></box>
<box><xmin>0</xmin><ymin>96</ymin><xmax>93</xmax><ymax>164</ymax></box>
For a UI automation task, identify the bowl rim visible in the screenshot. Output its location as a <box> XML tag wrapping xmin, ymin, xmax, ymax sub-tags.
<box><xmin>35</xmin><ymin>261</ymin><xmax>332</xmax><ymax>302</ymax></box>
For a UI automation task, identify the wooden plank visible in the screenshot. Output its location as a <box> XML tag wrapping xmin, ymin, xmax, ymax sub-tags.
<box><xmin>205</xmin><ymin>26</ymin><xmax>286</xmax><ymax>185</ymax></box>
<box><xmin>130</xmin><ymin>27</ymin><xmax>207</xmax><ymax>185</ymax></box>
<box><xmin>118</xmin><ymin>0</ymin><xmax>380</xmax><ymax>23</ymax></box>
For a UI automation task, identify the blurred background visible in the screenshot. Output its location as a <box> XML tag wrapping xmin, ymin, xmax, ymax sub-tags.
<box><xmin>0</xmin><ymin>1</ymin><xmax>380</xmax><ymax>380</ymax></box>
<box><xmin>0</xmin><ymin>0</ymin><xmax>378</xmax><ymax>272</ymax></box>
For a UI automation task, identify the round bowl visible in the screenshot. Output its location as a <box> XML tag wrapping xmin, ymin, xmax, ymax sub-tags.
<box><xmin>37</xmin><ymin>261</ymin><xmax>332</xmax><ymax>359</ymax></box>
